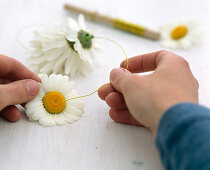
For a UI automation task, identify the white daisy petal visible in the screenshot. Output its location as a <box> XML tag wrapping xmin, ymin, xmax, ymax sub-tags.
<box><xmin>69</xmin><ymin>106</ymin><xmax>83</xmax><ymax>117</ymax></box>
<box><xmin>31</xmin><ymin>108</ymin><xmax>46</xmax><ymax>121</ymax></box>
<box><xmin>40</xmin><ymin>62</ymin><xmax>55</xmax><ymax>74</ymax></box>
<box><xmin>29</xmin><ymin>117</ymin><xmax>36</xmax><ymax>122</ymax></box>
<box><xmin>53</xmin><ymin>114</ymin><xmax>66</xmax><ymax>125</ymax></box>
<box><xmin>39</xmin><ymin>115</ymin><xmax>56</xmax><ymax>127</ymax></box>
<box><xmin>78</xmin><ymin>14</ymin><xmax>87</xmax><ymax>30</ymax></box>
<box><xmin>25</xmin><ymin>106</ymin><xmax>39</xmax><ymax>116</ymax></box>
<box><xmin>63</xmin><ymin>112</ymin><xmax>79</xmax><ymax>122</ymax></box>
<box><xmin>44</xmin><ymin>48</ymin><xmax>65</xmax><ymax>61</ymax></box>
<box><xmin>63</xmin><ymin>115</ymin><xmax>74</xmax><ymax>123</ymax></box>
<box><xmin>42</xmin><ymin>40</ymin><xmax>66</xmax><ymax>51</ymax></box>
<box><xmin>64</xmin><ymin>58</ymin><xmax>71</xmax><ymax>75</ymax></box>
<box><xmin>25</xmin><ymin>99</ymin><xmax>43</xmax><ymax>109</ymax></box>
<box><xmin>180</xmin><ymin>39</ymin><xmax>192</xmax><ymax>50</ymax></box>
<box><xmin>67</xmin><ymin>17</ymin><xmax>80</xmax><ymax>32</ymax></box>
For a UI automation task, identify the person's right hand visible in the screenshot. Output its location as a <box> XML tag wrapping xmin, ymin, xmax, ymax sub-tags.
<box><xmin>98</xmin><ymin>50</ymin><xmax>199</xmax><ymax>137</ymax></box>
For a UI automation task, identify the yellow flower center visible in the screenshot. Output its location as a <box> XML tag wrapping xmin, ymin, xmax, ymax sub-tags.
<box><xmin>43</xmin><ymin>92</ymin><xmax>66</xmax><ymax>114</ymax></box>
<box><xmin>171</xmin><ymin>25</ymin><xmax>188</xmax><ymax>40</ymax></box>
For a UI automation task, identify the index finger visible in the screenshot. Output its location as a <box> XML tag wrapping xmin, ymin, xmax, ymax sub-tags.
<box><xmin>0</xmin><ymin>54</ymin><xmax>41</xmax><ymax>82</ymax></box>
<box><xmin>120</xmin><ymin>50</ymin><xmax>174</xmax><ymax>73</ymax></box>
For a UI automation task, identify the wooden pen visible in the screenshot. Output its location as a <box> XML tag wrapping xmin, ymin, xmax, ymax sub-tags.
<box><xmin>64</xmin><ymin>4</ymin><xmax>160</xmax><ymax>40</ymax></box>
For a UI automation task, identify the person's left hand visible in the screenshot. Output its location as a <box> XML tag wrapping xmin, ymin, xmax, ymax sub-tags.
<box><xmin>0</xmin><ymin>54</ymin><xmax>40</xmax><ymax>122</ymax></box>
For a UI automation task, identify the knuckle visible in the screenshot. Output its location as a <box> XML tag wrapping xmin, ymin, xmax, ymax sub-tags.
<box><xmin>158</xmin><ymin>50</ymin><xmax>186</xmax><ymax>62</ymax></box>
<box><xmin>8</xmin><ymin>58</ymin><xmax>18</xmax><ymax>75</ymax></box>
<box><xmin>114</xmin><ymin>74</ymin><xmax>129</xmax><ymax>92</ymax></box>
<box><xmin>0</xmin><ymin>54</ymin><xmax>8</xmax><ymax>58</ymax></box>
<box><xmin>156</xmin><ymin>50</ymin><xmax>175</xmax><ymax>64</ymax></box>
<box><xmin>119</xmin><ymin>74</ymin><xmax>137</xmax><ymax>94</ymax></box>
<box><xmin>9</xmin><ymin>56</ymin><xmax>17</xmax><ymax>62</ymax></box>
<box><xmin>169</xmin><ymin>54</ymin><xmax>190</xmax><ymax>68</ymax></box>
<box><xmin>7</xmin><ymin>84</ymin><xmax>18</xmax><ymax>95</ymax></box>
<box><xmin>158</xmin><ymin>50</ymin><xmax>171</xmax><ymax>56</ymax></box>
<box><xmin>194</xmin><ymin>78</ymin><xmax>199</xmax><ymax>89</ymax></box>
<box><xmin>9</xmin><ymin>82</ymin><xmax>28</xmax><ymax>98</ymax></box>
<box><xmin>177</xmin><ymin>56</ymin><xmax>189</xmax><ymax>66</ymax></box>
<box><xmin>0</xmin><ymin>86</ymin><xmax>6</xmax><ymax>110</ymax></box>
<box><xmin>114</xmin><ymin>75</ymin><xmax>123</xmax><ymax>89</ymax></box>
<box><xmin>7</xmin><ymin>56</ymin><xmax>16</xmax><ymax>64</ymax></box>
<box><xmin>158</xmin><ymin>50</ymin><xmax>176</xmax><ymax>59</ymax></box>
<box><xmin>16</xmin><ymin>83</ymin><xmax>28</xmax><ymax>97</ymax></box>
<box><xmin>120</xmin><ymin>60</ymin><xmax>127</xmax><ymax>68</ymax></box>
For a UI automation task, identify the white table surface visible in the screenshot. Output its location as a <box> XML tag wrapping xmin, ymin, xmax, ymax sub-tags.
<box><xmin>0</xmin><ymin>0</ymin><xmax>210</xmax><ymax>170</ymax></box>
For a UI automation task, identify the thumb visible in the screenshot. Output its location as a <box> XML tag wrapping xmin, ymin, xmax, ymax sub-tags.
<box><xmin>110</xmin><ymin>68</ymin><xmax>132</xmax><ymax>93</ymax></box>
<box><xmin>0</xmin><ymin>79</ymin><xmax>39</xmax><ymax>109</ymax></box>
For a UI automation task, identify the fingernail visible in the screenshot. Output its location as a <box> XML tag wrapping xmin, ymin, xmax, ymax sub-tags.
<box><xmin>25</xmin><ymin>80</ymin><xmax>39</xmax><ymax>96</ymax></box>
<box><xmin>110</xmin><ymin>68</ymin><xmax>126</xmax><ymax>81</ymax></box>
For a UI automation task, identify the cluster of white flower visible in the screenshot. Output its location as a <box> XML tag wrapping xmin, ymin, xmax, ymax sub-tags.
<box><xmin>26</xmin><ymin>15</ymin><xmax>103</xmax><ymax>126</ymax></box>
<box><xmin>29</xmin><ymin>14</ymin><xmax>101</xmax><ymax>77</ymax></box>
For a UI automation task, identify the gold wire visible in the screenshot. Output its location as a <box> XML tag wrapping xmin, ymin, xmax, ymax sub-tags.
<box><xmin>66</xmin><ymin>37</ymin><xmax>129</xmax><ymax>101</ymax></box>
<box><xmin>66</xmin><ymin>83</ymin><xmax>110</xmax><ymax>101</ymax></box>
<box><xmin>95</xmin><ymin>37</ymin><xmax>129</xmax><ymax>70</ymax></box>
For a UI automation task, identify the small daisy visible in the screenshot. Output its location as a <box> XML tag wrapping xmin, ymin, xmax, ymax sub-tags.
<box><xmin>25</xmin><ymin>74</ymin><xmax>84</xmax><ymax>126</ymax></box>
<box><xmin>160</xmin><ymin>20</ymin><xmax>202</xmax><ymax>50</ymax></box>
<box><xmin>66</xmin><ymin>14</ymin><xmax>101</xmax><ymax>65</ymax></box>
<box><xmin>29</xmin><ymin>16</ymin><xmax>100</xmax><ymax>77</ymax></box>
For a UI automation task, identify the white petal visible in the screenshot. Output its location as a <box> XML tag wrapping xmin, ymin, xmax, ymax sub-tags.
<box><xmin>39</xmin><ymin>75</ymin><xmax>49</xmax><ymax>93</ymax></box>
<box><xmin>31</xmin><ymin>108</ymin><xmax>46</xmax><ymax>121</ymax></box>
<box><xmin>44</xmin><ymin>48</ymin><xmax>65</xmax><ymax>61</ymax></box>
<box><xmin>180</xmin><ymin>39</ymin><xmax>192</xmax><ymax>50</ymax></box>
<box><xmin>42</xmin><ymin>40</ymin><xmax>66</xmax><ymax>51</ymax></box>
<box><xmin>67</xmin><ymin>17</ymin><xmax>80</xmax><ymax>31</ymax></box>
<box><xmin>78</xmin><ymin>14</ymin><xmax>87</xmax><ymax>30</ymax></box>
<box><xmin>40</xmin><ymin>62</ymin><xmax>54</xmax><ymax>74</ymax></box>
<box><xmin>53</xmin><ymin>114</ymin><xmax>66</xmax><ymax>125</ymax></box>
<box><xmin>25</xmin><ymin>99</ymin><xmax>43</xmax><ymax>109</ymax></box>
<box><xmin>63</xmin><ymin>112</ymin><xmax>79</xmax><ymax>123</ymax></box>
<box><xmin>53</xmin><ymin>49</ymin><xmax>69</xmax><ymax>71</ymax></box>
<box><xmin>25</xmin><ymin>106</ymin><xmax>40</xmax><ymax>116</ymax></box>
<box><xmin>64</xmin><ymin>58</ymin><xmax>71</xmax><ymax>75</ymax></box>
<box><xmin>39</xmin><ymin>115</ymin><xmax>56</xmax><ymax>126</ymax></box>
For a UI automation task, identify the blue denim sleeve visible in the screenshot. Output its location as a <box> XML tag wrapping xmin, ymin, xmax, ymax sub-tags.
<box><xmin>155</xmin><ymin>103</ymin><xmax>210</xmax><ymax>170</ymax></box>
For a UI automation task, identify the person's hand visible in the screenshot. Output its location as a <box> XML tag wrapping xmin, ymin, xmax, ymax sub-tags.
<box><xmin>98</xmin><ymin>51</ymin><xmax>199</xmax><ymax>137</ymax></box>
<box><xmin>0</xmin><ymin>54</ymin><xmax>40</xmax><ymax>122</ymax></box>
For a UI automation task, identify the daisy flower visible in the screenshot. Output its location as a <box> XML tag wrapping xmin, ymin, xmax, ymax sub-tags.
<box><xmin>25</xmin><ymin>74</ymin><xmax>84</xmax><ymax>126</ymax></box>
<box><xmin>160</xmin><ymin>20</ymin><xmax>202</xmax><ymax>50</ymax></box>
<box><xmin>29</xmin><ymin>15</ymin><xmax>100</xmax><ymax>77</ymax></box>
<box><xmin>66</xmin><ymin>14</ymin><xmax>100</xmax><ymax>65</ymax></box>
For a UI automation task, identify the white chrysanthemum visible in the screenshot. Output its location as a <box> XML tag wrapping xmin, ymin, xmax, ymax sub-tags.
<box><xmin>160</xmin><ymin>20</ymin><xmax>202</xmax><ymax>50</ymax></box>
<box><xmin>29</xmin><ymin>16</ymin><xmax>100</xmax><ymax>77</ymax></box>
<box><xmin>66</xmin><ymin>14</ymin><xmax>100</xmax><ymax>65</ymax></box>
<box><xmin>25</xmin><ymin>74</ymin><xmax>84</xmax><ymax>126</ymax></box>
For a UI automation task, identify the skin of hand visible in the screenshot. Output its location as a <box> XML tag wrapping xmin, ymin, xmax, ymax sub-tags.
<box><xmin>98</xmin><ymin>50</ymin><xmax>199</xmax><ymax>137</ymax></box>
<box><xmin>0</xmin><ymin>54</ymin><xmax>40</xmax><ymax>122</ymax></box>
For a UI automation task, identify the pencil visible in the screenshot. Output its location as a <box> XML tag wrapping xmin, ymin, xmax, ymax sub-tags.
<box><xmin>64</xmin><ymin>4</ymin><xmax>160</xmax><ymax>40</ymax></box>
